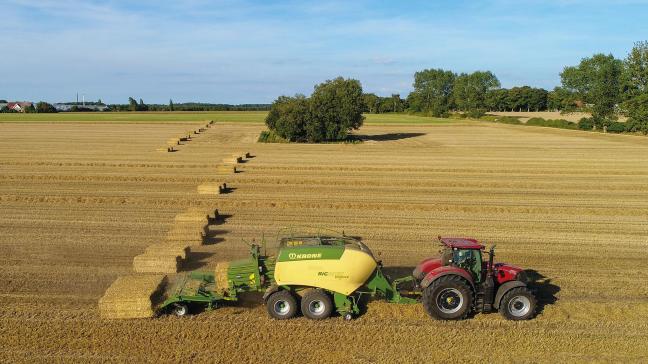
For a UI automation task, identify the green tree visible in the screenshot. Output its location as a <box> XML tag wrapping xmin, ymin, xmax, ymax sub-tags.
<box><xmin>362</xmin><ymin>93</ymin><xmax>380</xmax><ymax>113</ymax></box>
<box><xmin>169</xmin><ymin>99</ymin><xmax>175</xmax><ymax>111</ymax></box>
<box><xmin>561</xmin><ymin>53</ymin><xmax>623</xmax><ymax>126</ymax></box>
<box><xmin>390</xmin><ymin>94</ymin><xmax>404</xmax><ymax>112</ymax></box>
<box><xmin>624</xmin><ymin>41</ymin><xmax>648</xmax><ymax>98</ymax></box>
<box><xmin>624</xmin><ymin>41</ymin><xmax>648</xmax><ymax>134</ymax></box>
<box><xmin>529</xmin><ymin>88</ymin><xmax>548</xmax><ymax>111</ymax></box>
<box><xmin>411</xmin><ymin>68</ymin><xmax>455</xmax><ymax>116</ymax></box>
<box><xmin>265</xmin><ymin>77</ymin><xmax>364</xmax><ymax>143</ymax></box>
<box><xmin>453</xmin><ymin>71</ymin><xmax>500</xmax><ymax>116</ymax></box>
<box><xmin>35</xmin><ymin>101</ymin><xmax>57</xmax><ymax>113</ymax></box>
<box><xmin>485</xmin><ymin>89</ymin><xmax>508</xmax><ymax>111</ymax></box>
<box><xmin>625</xmin><ymin>93</ymin><xmax>648</xmax><ymax>134</ymax></box>
<box><xmin>265</xmin><ymin>95</ymin><xmax>310</xmax><ymax>141</ymax></box>
<box><xmin>308</xmin><ymin>77</ymin><xmax>364</xmax><ymax>142</ymax></box>
<box><xmin>138</xmin><ymin>98</ymin><xmax>148</xmax><ymax>111</ymax></box>
<box><xmin>548</xmin><ymin>87</ymin><xmax>576</xmax><ymax>111</ymax></box>
<box><xmin>128</xmin><ymin>97</ymin><xmax>138</xmax><ymax>111</ymax></box>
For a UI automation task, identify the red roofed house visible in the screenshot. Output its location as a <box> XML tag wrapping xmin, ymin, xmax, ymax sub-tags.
<box><xmin>6</xmin><ymin>102</ymin><xmax>33</xmax><ymax>112</ymax></box>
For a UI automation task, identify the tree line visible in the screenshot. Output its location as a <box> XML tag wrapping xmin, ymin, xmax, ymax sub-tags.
<box><xmin>108</xmin><ymin>98</ymin><xmax>271</xmax><ymax>112</ymax></box>
<box><xmin>359</xmin><ymin>40</ymin><xmax>648</xmax><ymax>134</ymax></box>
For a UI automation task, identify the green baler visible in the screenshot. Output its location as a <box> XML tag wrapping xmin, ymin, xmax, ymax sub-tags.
<box><xmin>159</xmin><ymin>234</ymin><xmax>416</xmax><ymax>320</ymax></box>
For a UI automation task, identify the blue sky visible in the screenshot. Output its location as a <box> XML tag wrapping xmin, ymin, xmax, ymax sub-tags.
<box><xmin>2</xmin><ymin>0</ymin><xmax>647</xmax><ymax>104</ymax></box>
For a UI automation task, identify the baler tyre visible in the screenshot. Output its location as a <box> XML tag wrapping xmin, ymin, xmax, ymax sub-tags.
<box><xmin>172</xmin><ymin>303</ymin><xmax>189</xmax><ymax>317</ymax></box>
<box><xmin>422</xmin><ymin>275</ymin><xmax>473</xmax><ymax>320</ymax></box>
<box><xmin>266</xmin><ymin>290</ymin><xmax>298</xmax><ymax>320</ymax></box>
<box><xmin>301</xmin><ymin>290</ymin><xmax>333</xmax><ymax>320</ymax></box>
<box><xmin>499</xmin><ymin>287</ymin><xmax>537</xmax><ymax>321</ymax></box>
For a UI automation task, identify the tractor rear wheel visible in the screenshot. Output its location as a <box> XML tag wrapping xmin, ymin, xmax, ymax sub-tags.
<box><xmin>422</xmin><ymin>275</ymin><xmax>473</xmax><ymax>320</ymax></box>
<box><xmin>301</xmin><ymin>289</ymin><xmax>333</xmax><ymax>320</ymax></box>
<box><xmin>172</xmin><ymin>303</ymin><xmax>189</xmax><ymax>317</ymax></box>
<box><xmin>266</xmin><ymin>290</ymin><xmax>298</xmax><ymax>320</ymax></box>
<box><xmin>499</xmin><ymin>287</ymin><xmax>537</xmax><ymax>320</ymax></box>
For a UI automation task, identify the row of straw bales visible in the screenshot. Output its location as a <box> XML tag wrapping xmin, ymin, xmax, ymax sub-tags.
<box><xmin>100</xmin><ymin>207</ymin><xmax>222</xmax><ymax>319</ymax></box>
<box><xmin>157</xmin><ymin>120</ymin><xmax>214</xmax><ymax>153</ymax></box>
<box><xmin>100</xmin><ymin>146</ymin><xmax>245</xmax><ymax>319</ymax></box>
<box><xmin>132</xmin><ymin>208</ymin><xmax>219</xmax><ymax>274</ymax></box>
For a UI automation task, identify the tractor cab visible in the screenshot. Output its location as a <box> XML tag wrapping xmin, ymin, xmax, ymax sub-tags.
<box><xmin>437</xmin><ymin>237</ymin><xmax>485</xmax><ymax>283</ymax></box>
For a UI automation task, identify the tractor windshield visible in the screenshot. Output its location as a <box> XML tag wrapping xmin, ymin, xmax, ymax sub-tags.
<box><xmin>452</xmin><ymin>249</ymin><xmax>483</xmax><ymax>283</ymax></box>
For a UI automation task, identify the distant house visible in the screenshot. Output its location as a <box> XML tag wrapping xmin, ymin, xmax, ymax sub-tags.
<box><xmin>6</xmin><ymin>102</ymin><xmax>33</xmax><ymax>112</ymax></box>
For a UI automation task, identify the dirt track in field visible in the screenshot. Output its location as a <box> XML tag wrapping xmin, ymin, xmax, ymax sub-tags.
<box><xmin>1</xmin><ymin>120</ymin><xmax>648</xmax><ymax>363</ymax></box>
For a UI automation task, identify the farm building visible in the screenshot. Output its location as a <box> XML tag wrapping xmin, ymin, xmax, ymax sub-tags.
<box><xmin>53</xmin><ymin>103</ymin><xmax>110</xmax><ymax>112</ymax></box>
<box><xmin>5</xmin><ymin>102</ymin><xmax>33</xmax><ymax>112</ymax></box>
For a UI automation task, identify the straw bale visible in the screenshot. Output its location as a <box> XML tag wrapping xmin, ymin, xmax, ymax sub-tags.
<box><xmin>215</xmin><ymin>262</ymin><xmax>230</xmax><ymax>290</ymax></box>
<box><xmin>216</xmin><ymin>164</ymin><xmax>237</xmax><ymax>174</ymax></box>
<box><xmin>144</xmin><ymin>242</ymin><xmax>190</xmax><ymax>259</ymax></box>
<box><xmin>174</xmin><ymin>211</ymin><xmax>209</xmax><ymax>223</ymax></box>
<box><xmin>99</xmin><ymin>274</ymin><xmax>167</xmax><ymax>319</ymax></box>
<box><xmin>197</xmin><ymin>183</ymin><xmax>221</xmax><ymax>195</ymax></box>
<box><xmin>133</xmin><ymin>253</ymin><xmax>181</xmax><ymax>274</ymax></box>
<box><xmin>222</xmin><ymin>157</ymin><xmax>240</xmax><ymax>165</ymax></box>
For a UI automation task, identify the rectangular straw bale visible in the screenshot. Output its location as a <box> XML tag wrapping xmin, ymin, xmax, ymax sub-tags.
<box><xmin>166</xmin><ymin>138</ymin><xmax>180</xmax><ymax>146</ymax></box>
<box><xmin>174</xmin><ymin>211</ymin><xmax>209</xmax><ymax>223</ymax></box>
<box><xmin>216</xmin><ymin>164</ymin><xmax>237</xmax><ymax>174</ymax></box>
<box><xmin>197</xmin><ymin>183</ymin><xmax>221</xmax><ymax>195</ymax></box>
<box><xmin>222</xmin><ymin>157</ymin><xmax>240</xmax><ymax>165</ymax></box>
<box><xmin>99</xmin><ymin>274</ymin><xmax>167</xmax><ymax>319</ymax></box>
<box><xmin>215</xmin><ymin>261</ymin><xmax>230</xmax><ymax>290</ymax></box>
<box><xmin>165</xmin><ymin>227</ymin><xmax>205</xmax><ymax>243</ymax></box>
<box><xmin>133</xmin><ymin>252</ymin><xmax>181</xmax><ymax>274</ymax></box>
<box><xmin>145</xmin><ymin>242</ymin><xmax>190</xmax><ymax>259</ymax></box>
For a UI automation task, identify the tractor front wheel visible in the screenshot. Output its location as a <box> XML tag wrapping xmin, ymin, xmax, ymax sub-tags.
<box><xmin>301</xmin><ymin>289</ymin><xmax>333</xmax><ymax>320</ymax></box>
<box><xmin>499</xmin><ymin>287</ymin><xmax>537</xmax><ymax>320</ymax></box>
<box><xmin>266</xmin><ymin>290</ymin><xmax>298</xmax><ymax>320</ymax></box>
<box><xmin>422</xmin><ymin>275</ymin><xmax>473</xmax><ymax>320</ymax></box>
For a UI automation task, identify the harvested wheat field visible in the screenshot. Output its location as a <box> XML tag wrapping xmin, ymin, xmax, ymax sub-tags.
<box><xmin>1</xmin><ymin>116</ymin><xmax>648</xmax><ymax>363</ymax></box>
<box><xmin>489</xmin><ymin>111</ymin><xmax>628</xmax><ymax>123</ymax></box>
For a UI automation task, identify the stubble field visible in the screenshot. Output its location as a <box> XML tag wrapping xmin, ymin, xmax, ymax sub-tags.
<box><xmin>1</xmin><ymin>113</ymin><xmax>647</xmax><ymax>363</ymax></box>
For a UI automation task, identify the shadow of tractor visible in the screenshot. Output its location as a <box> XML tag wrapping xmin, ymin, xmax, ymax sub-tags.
<box><xmin>523</xmin><ymin>269</ymin><xmax>560</xmax><ymax>315</ymax></box>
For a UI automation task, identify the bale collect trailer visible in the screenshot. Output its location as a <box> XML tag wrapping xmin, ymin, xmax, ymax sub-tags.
<box><xmin>159</xmin><ymin>232</ymin><xmax>537</xmax><ymax>321</ymax></box>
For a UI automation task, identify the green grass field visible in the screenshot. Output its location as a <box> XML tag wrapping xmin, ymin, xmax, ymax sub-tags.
<box><xmin>0</xmin><ymin>111</ymin><xmax>452</xmax><ymax>125</ymax></box>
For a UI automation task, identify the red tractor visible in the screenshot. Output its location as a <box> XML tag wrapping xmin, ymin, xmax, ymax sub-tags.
<box><xmin>413</xmin><ymin>237</ymin><xmax>537</xmax><ymax>320</ymax></box>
